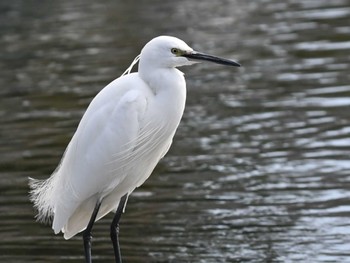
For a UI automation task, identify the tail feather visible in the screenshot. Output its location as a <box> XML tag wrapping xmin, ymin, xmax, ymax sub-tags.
<box><xmin>61</xmin><ymin>195</ymin><xmax>98</xmax><ymax>239</ymax></box>
<box><xmin>29</xmin><ymin>173</ymin><xmax>130</xmax><ymax>240</ymax></box>
<box><xmin>62</xmin><ymin>194</ymin><xmax>118</xmax><ymax>240</ymax></box>
<box><xmin>28</xmin><ymin>177</ymin><xmax>55</xmax><ymax>224</ymax></box>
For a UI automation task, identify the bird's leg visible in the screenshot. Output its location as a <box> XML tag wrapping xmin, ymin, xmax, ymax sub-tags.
<box><xmin>83</xmin><ymin>201</ymin><xmax>101</xmax><ymax>263</ymax></box>
<box><xmin>110</xmin><ymin>194</ymin><xmax>128</xmax><ymax>263</ymax></box>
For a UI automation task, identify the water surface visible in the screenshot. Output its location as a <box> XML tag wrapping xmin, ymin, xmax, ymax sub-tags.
<box><xmin>1</xmin><ymin>0</ymin><xmax>350</xmax><ymax>262</ymax></box>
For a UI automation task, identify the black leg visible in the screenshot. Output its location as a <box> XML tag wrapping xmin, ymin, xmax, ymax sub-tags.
<box><xmin>83</xmin><ymin>201</ymin><xmax>101</xmax><ymax>263</ymax></box>
<box><xmin>110</xmin><ymin>194</ymin><xmax>128</xmax><ymax>263</ymax></box>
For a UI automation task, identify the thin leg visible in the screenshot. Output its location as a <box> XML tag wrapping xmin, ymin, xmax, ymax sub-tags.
<box><xmin>110</xmin><ymin>194</ymin><xmax>128</xmax><ymax>263</ymax></box>
<box><xmin>83</xmin><ymin>201</ymin><xmax>101</xmax><ymax>263</ymax></box>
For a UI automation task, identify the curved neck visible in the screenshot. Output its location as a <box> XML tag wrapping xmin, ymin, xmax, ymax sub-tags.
<box><xmin>138</xmin><ymin>62</ymin><xmax>184</xmax><ymax>95</ymax></box>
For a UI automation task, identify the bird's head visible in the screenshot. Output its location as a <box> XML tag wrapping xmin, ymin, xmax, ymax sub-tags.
<box><xmin>139</xmin><ymin>36</ymin><xmax>240</xmax><ymax>69</ymax></box>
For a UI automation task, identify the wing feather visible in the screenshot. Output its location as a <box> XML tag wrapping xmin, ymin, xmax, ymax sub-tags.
<box><xmin>32</xmin><ymin>74</ymin><xmax>152</xmax><ymax>236</ymax></box>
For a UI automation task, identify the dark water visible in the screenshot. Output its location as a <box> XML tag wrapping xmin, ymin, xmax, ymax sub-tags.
<box><xmin>1</xmin><ymin>0</ymin><xmax>350</xmax><ymax>262</ymax></box>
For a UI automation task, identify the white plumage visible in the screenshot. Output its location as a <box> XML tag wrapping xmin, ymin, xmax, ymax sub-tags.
<box><xmin>29</xmin><ymin>36</ymin><xmax>240</xmax><ymax>262</ymax></box>
<box><xmin>29</xmin><ymin>36</ymin><xmax>190</xmax><ymax>239</ymax></box>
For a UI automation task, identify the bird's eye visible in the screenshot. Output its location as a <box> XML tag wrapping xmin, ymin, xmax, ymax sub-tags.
<box><xmin>171</xmin><ymin>48</ymin><xmax>179</xmax><ymax>55</ymax></box>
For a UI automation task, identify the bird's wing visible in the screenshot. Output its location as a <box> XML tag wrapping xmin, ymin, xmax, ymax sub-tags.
<box><xmin>69</xmin><ymin>74</ymin><xmax>153</xmax><ymax>197</ymax></box>
<box><xmin>52</xmin><ymin>74</ymin><xmax>153</xmax><ymax>235</ymax></box>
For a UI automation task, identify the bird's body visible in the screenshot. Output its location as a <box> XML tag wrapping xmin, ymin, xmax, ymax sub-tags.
<box><xmin>29</xmin><ymin>35</ymin><xmax>240</xmax><ymax>262</ymax></box>
<box><xmin>31</xmin><ymin>55</ymin><xmax>186</xmax><ymax>239</ymax></box>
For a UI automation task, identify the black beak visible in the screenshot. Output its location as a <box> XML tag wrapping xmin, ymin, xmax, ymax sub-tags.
<box><xmin>183</xmin><ymin>51</ymin><xmax>241</xmax><ymax>67</ymax></box>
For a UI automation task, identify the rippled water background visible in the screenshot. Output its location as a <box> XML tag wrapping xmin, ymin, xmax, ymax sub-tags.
<box><xmin>1</xmin><ymin>0</ymin><xmax>350</xmax><ymax>262</ymax></box>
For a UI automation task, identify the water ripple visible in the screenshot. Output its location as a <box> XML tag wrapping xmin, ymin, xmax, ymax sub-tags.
<box><xmin>1</xmin><ymin>0</ymin><xmax>350</xmax><ymax>262</ymax></box>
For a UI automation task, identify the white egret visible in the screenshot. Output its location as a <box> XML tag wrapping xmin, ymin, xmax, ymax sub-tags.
<box><xmin>29</xmin><ymin>35</ymin><xmax>240</xmax><ymax>263</ymax></box>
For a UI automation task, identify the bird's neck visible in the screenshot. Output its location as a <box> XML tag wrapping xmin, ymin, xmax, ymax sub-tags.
<box><xmin>139</xmin><ymin>66</ymin><xmax>185</xmax><ymax>95</ymax></box>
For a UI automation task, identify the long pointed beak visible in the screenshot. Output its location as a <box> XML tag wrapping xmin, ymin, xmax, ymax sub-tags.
<box><xmin>183</xmin><ymin>51</ymin><xmax>241</xmax><ymax>67</ymax></box>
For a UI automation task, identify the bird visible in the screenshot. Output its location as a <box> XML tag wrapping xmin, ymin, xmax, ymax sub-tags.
<box><xmin>29</xmin><ymin>35</ymin><xmax>240</xmax><ymax>263</ymax></box>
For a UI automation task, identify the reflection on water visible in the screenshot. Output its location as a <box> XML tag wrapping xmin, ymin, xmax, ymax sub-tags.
<box><xmin>1</xmin><ymin>0</ymin><xmax>350</xmax><ymax>262</ymax></box>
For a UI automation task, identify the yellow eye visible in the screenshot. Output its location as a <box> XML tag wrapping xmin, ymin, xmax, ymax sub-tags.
<box><xmin>171</xmin><ymin>48</ymin><xmax>179</xmax><ymax>55</ymax></box>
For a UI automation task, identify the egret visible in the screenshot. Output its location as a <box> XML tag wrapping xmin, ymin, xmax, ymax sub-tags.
<box><xmin>29</xmin><ymin>35</ymin><xmax>240</xmax><ymax>263</ymax></box>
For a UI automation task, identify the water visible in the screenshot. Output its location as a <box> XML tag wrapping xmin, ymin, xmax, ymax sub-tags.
<box><xmin>1</xmin><ymin>0</ymin><xmax>350</xmax><ymax>262</ymax></box>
